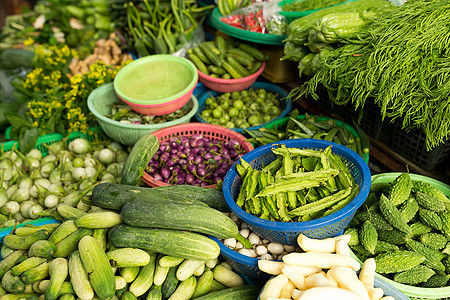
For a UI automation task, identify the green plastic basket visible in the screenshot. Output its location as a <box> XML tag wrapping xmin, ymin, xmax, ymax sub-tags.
<box><xmin>353</xmin><ymin>173</ymin><xmax>450</xmax><ymax>300</ymax></box>
<box><xmin>88</xmin><ymin>82</ymin><xmax>199</xmax><ymax>146</ymax></box>
<box><xmin>263</xmin><ymin>114</ymin><xmax>370</xmax><ymax>163</ymax></box>
<box><xmin>0</xmin><ymin>128</ymin><xmax>103</xmax><ymax>157</ymax></box>
<box><xmin>209</xmin><ymin>7</ymin><xmax>287</xmax><ymax>46</ymax></box>
<box><xmin>279</xmin><ymin>0</ymin><xmax>357</xmax><ymax>23</ymax></box>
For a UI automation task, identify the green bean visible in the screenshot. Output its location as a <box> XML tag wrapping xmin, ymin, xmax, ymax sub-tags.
<box><xmin>256</xmin><ymin>179</ymin><xmax>324</xmax><ymax>197</ymax></box>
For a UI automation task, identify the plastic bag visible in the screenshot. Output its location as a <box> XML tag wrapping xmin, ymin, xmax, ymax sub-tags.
<box><xmin>220</xmin><ymin>0</ymin><xmax>287</xmax><ymax>35</ymax></box>
<box><xmin>172</xmin><ymin>25</ymin><xmax>205</xmax><ymax>57</ymax></box>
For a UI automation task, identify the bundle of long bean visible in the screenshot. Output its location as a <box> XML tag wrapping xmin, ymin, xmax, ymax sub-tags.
<box><xmin>245</xmin><ymin>110</ymin><xmax>369</xmax><ymax>159</ymax></box>
<box><xmin>124</xmin><ymin>0</ymin><xmax>213</xmax><ymax>57</ymax></box>
<box><xmin>293</xmin><ymin>0</ymin><xmax>450</xmax><ymax>149</ymax></box>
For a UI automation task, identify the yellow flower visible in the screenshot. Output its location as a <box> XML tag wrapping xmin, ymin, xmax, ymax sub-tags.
<box><xmin>23</xmin><ymin>37</ymin><xmax>34</xmax><ymax>46</ymax></box>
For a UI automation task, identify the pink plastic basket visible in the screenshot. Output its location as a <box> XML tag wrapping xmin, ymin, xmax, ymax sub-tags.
<box><xmin>197</xmin><ymin>62</ymin><xmax>266</xmax><ymax>93</ymax></box>
<box><xmin>142</xmin><ymin>123</ymin><xmax>254</xmax><ymax>188</ymax></box>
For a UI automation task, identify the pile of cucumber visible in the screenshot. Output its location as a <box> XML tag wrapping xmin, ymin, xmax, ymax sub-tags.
<box><xmin>0</xmin><ymin>183</ymin><xmax>260</xmax><ymax>300</ymax></box>
<box><xmin>345</xmin><ymin>173</ymin><xmax>450</xmax><ymax>287</ymax></box>
<box><xmin>187</xmin><ymin>37</ymin><xmax>269</xmax><ymax>79</ymax></box>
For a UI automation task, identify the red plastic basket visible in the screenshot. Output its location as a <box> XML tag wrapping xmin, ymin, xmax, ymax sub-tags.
<box><xmin>142</xmin><ymin>123</ymin><xmax>254</xmax><ymax>188</ymax></box>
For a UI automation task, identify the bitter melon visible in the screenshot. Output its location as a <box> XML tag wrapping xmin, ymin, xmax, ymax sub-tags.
<box><xmin>388</xmin><ymin>173</ymin><xmax>412</xmax><ymax>206</ymax></box>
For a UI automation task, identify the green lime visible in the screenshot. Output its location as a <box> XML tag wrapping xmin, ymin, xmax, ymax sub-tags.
<box><xmin>201</xmin><ymin>109</ymin><xmax>212</xmax><ymax>118</ymax></box>
<box><xmin>212</xmin><ymin>109</ymin><xmax>222</xmax><ymax>118</ymax></box>
<box><xmin>233</xmin><ymin>100</ymin><xmax>244</xmax><ymax>111</ymax></box>
<box><xmin>247</xmin><ymin>115</ymin><xmax>260</xmax><ymax>126</ymax></box>
<box><xmin>228</xmin><ymin>107</ymin><xmax>239</xmax><ymax>118</ymax></box>
<box><xmin>205</xmin><ymin>97</ymin><xmax>215</xmax><ymax>106</ymax></box>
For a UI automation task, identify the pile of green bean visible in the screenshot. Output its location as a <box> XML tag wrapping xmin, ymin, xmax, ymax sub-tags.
<box><xmin>235</xmin><ymin>144</ymin><xmax>360</xmax><ymax>222</ymax></box>
<box><xmin>245</xmin><ymin>110</ymin><xmax>369</xmax><ymax>160</ymax></box>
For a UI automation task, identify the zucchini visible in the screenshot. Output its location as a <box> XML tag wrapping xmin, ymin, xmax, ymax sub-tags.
<box><xmin>91</xmin><ymin>182</ymin><xmax>229</xmax><ymax>212</ymax></box>
<box><xmin>78</xmin><ymin>236</ymin><xmax>116</xmax><ymax>300</ymax></box>
<box><xmin>68</xmin><ymin>250</ymin><xmax>94</xmax><ymax>300</ymax></box>
<box><xmin>192</xmin><ymin>286</ymin><xmax>259</xmax><ymax>300</ymax></box>
<box><xmin>110</xmin><ymin>225</ymin><xmax>220</xmax><ymax>261</ymax></box>
<box><xmin>121</xmin><ymin>201</ymin><xmax>250</xmax><ymax>247</ymax></box>
<box><xmin>122</xmin><ymin>133</ymin><xmax>159</xmax><ymax>186</ymax></box>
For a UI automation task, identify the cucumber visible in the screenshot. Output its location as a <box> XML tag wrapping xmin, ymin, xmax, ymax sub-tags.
<box><xmin>21</xmin><ymin>262</ymin><xmax>50</xmax><ymax>284</ymax></box>
<box><xmin>192</xmin><ymin>286</ymin><xmax>259</xmax><ymax>300</ymax></box>
<box><xmin>53</xmin><ymin>228</ymin><xmax>92</xmax><ymax>258</ymax></box>
<box><xmin>2</xmin><ymin>229</ymin><xmax>50</xmax><ymax>250</ymax></box>
<box><xmin>122</xmin><ymin>133</ymin><xmax>159</xmax><ymax>186</ymax></box>
<box><xmin>162</xmin><ymin>266</ymin><xmax>179</xmax><ymax>299</ymax></box>
<box><xmin>45</xmin><ymin>258</ymin><xmax>69</xmax><ymax>300</ymax></box>
<box><xmin>107</xmin><ymin>248</ymin><xmax>151</xmax><ymax>267</ymax></box>
<box><xmin>120</xmin><ymin>201</ymin><xmax>247</xmax><ymax>244</ymax></box>
<box><xmin>28</xmin><ymin>240</ymin><xmax>56</xmax><ymax>259</ymax></box>
<box><xmin>68</xmin><ymin>250</ymin><xmax>95</xmax><ymax>300</ymax></box>
<box><xmin>129</xmin><ymin>251</ymin><xmax>157</xmax><ymax>297</ymax></box>
<box><xmin>91</xmin><ymin>182</ymin><xmax>229</xmax><ymax>212</ymax></box>
<box><xmin>11</xmin><ymin>257</ymin><xmax>47</xmax><ymax>276</ymax></box>
<box><xmin>78</xmin><ymin>236</ymin><xmax>116</xmax><ymax>300</ymax></box>
<box><xmin>167</xmin><ymin>275</ymin><xmax>196</xmax><ymax>300</ymax></box>
<box><xmin>110</xmin><ymin>225</ymin><xmax>220</xmax><ymax>261</ymax></box>
<box><xmin>0</xmin><ymin>250</ymin><xmax>26</xmax><ymax>278</ymax></box>
<box><xmin>75</xmin><ymin>211</ymin><xmax>122</xmax><ymax>228</ymax></box>
<box><xmin>2</xmin><ymin>271</ymin><xmax>26</xmax><ymax>294</ymax></box>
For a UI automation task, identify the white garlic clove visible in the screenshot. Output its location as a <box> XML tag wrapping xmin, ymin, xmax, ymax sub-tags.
<box><xmin>284</xmin><ymin>245</ymin><xmax>296</xmax><ymax>252</ymax></box>
<box><xmin>238</xmin><ymin>248</ymin><xmax>252</xmax><ymax>257</ymax></box>
<box><xmin>223</xmin><ymin>238</ymin><xmax>237</xmax><ymax>248</ymax></box>
<box><xmin>259</xmin><ymin>253</ymin><xmax>273</xmax><ymax>260</ymax></box>
<box><xmin>239</xmin><ymin>228</ymin><xmax>250</xmax><ymax>238</ymax></box>
<box><xmin>255</xmin><ymin>245</ymin><xmax>268</xmax><ymax>256</ymax></box>
<box><xmin>235</xmin><ymin>242</ymin><xmax>244</xmax><ymax>249</ymax></box>
<box><xmin>241</xmin><ymin>222</ymin><xmax>249</xmax><ymax>229</ymax></box>
<box><xmin>248</xmin><ymin>233</ymin><xmax>261</xmax><ymax>245</ymax></box>
<box><xmin>248</xmin><ymin>249</ymin><xmax>257</xmax><ymax>258</ymax></box>
<box><xmin>267</xmin><ymin>242</ymin><xmax>284</xmax><ymax>255</ymax></box>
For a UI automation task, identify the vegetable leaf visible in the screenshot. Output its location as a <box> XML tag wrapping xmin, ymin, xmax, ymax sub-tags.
<box><xmin>19</xmin><ymin>127</ymin><xmax>39</xmax><ymax>153</ymax></box>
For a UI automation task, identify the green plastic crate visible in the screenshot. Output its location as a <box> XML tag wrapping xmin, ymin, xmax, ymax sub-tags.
<box><xmin>1</xmin><ymin>128</ymin><xmax>103</xmax><ymax>157</ymax></box>
<box><xmin>263</xmin><ymin>114</ymin><xmax>370</xmax><ymax>163</ymax></box>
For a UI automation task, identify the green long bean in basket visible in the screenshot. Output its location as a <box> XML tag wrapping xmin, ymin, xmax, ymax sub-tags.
<box><xmin>236</xmin><ymin>144</ymin><xmax>359</xmax><ymax>222</ymax></box>
<box><xmin>245</xmin><ymin>111</ymin><xmax>369</xmax><ymax>159</ymax></box>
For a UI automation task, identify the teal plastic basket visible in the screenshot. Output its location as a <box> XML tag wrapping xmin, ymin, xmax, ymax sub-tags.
<box><xmin>0</xmin><ymin>217</ymin><xmax>60</xmax><ymax>244</ymax></box>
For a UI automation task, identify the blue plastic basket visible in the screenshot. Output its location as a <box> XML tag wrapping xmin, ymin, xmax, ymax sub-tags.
<box><xmin>194</xmin><ymin>82</ymin><xmax>292</xmax><ymax>133</ymax></box>
<box><xmin>222</xmin><ymin>139</ymin><xmax>371</xmax><ymax>245</ymax></box>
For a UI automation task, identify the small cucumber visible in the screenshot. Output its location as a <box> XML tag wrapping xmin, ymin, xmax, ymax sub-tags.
<box><xmin>198</xmin><ymin>43</ymin><xmax>222</xmax><ymax>67</ymax></box>
<box><xmin>79</xmin><ymin>236</ymin><xmax>116</xmax><ymax>300</ymax></box>
<box><xmin>122</xmin><ymin>134</ymin><xmax>159</xmax><ymax>186</ymax></box>
<box><xmin>28</xmin><ymin>240</ymin><xmax>56</xmax><ymax>259</ymax></box>
<box><xmin>0</xmin><ymin>250</ymin><xmax>26</xmax><ymax>278</ymax></box>
<box><xmin>162</xmin><ymin>266</ymin><xmax>179</xmax><ymax>299</ymax></box>
<box><xmin>193</xmin><ymin>286</ymin><xmax>259</xmax><ymax>300</ymax></box>
<box><xmin>225</xmin><ymin>56</ymin><xmax>250</xmax><ymax>77</ymax></box>
<box><xmin>53</xmin><ymin>228</ymin><xmax>92</xmax><ymax>258</ymax></box>
<box><xmin>21</xmin><ymin>262</ymin><xmax>50</xmax><ymax>284</ymax></box>
<box><xmin>48</xmin><ymin>220</ymin><xmax>78</xmax><ymax>245</ymax></box>
<box><xmin>45</xmin><ymin>258</ymin><xmax>69</xmax><ymax>300</ymax></box>
<box><xmin>11</xmin><ymin>257</ymin><xmax>47</xmax><ymax>276</ymax></box>
<box><xmin>68</xmin><ymin>250</ymin><xmax>95</xmax><ymax>300</ymax></box>
<box><xmin>2</xmin><ymin>229</ymin><xmax>50</xmax><ymax>250</ymax></box>
<box><xmin>167</xmin><ymin>275</ymin><xmax>196</xmax><ymax>300</ymax></box>
<box><xmin>75</xmin><ymin>211</ymin><xmax>122</xmax><ymax>229</ymax></box>
<box><xmin>107</xmin><ymin>248</ymin><xmax>151</xmax><ymax>267</ymax></box>
<box><xmin>192</xmin><ymin>47</ymin><xmax>212</xmax><ymax>65</ymax></box>
<box><xmin>189</xmin><ymin>53</ymin><xmax>209</xmax><ymax>75</ymax></box>
<box><xmin>129</xmin><ymin>251</ymin><xmax>157</xmax><ymax>297</ymax></box>
<box><xmin>238</xmin><ymin>44</ymin><xmax>268</xmax><ymax>61</ymax></box>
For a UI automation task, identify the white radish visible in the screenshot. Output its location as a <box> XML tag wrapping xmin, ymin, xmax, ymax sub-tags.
<box><xmin>282</xmin><ymin>252</ymin><xmax>360</xmax><ymax>271</ymax></box>
<box><xmin>258</xmin><ymin>260</ymin><xmax>285</xmax><ymax>275</ymax></box>
<box><xmin>328</xmin><ymin>266</ymin><xmax>370</xmax><ymax>300</ymax></box>
<box><xmin>294</xmin><ymin>286</ymin><xmax>364</xmax><ymax>300</ymax></box>
<box><xmin>280</xmin><ymin>280</ymin><xmax>296</xmax><ymax>298</ymax></box>
<box><xmin>359</xmin><ymin>258</ymin><xmax>376</xmax><ymax>287</ymax></box>
<box><xmin>336</xmin><ymin>238</ymin><xmax>350</xmax><ymax>256</ymax></box>
<box><xmin>281</xmin><ymin>265</ymin><xmax>307</xmax><ymax>290</ymax></box>
<box><xmin>297</xmin><ymin>234</ymin><xmax>351</xmax><ymax>253</ymax></box>
<box><xmin>304</xmin><ymin>273</ymin><xmax>331</xmax><ymax>289</ymax></box>
<box><xmin>259</xmin><ymin>274</ymin><xmax>289</xmax><ymax>300</ymax></box>
<box><xmin>326</xmin><ymin>270</ymin><xmax>339</xmax><ymax>287</ymax></box>
<box><xmin>365</xmin><ymin>285</ymin><xmax>384</xmax><ymax>300</ymax></box>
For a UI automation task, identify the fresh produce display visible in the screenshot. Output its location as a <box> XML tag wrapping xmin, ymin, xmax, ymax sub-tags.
<box><xmin>287</xmin><ymin>0</ymin><xmax>449</xmax><ymax>149</ymax></box>
<box><xmin>145</xmin><ymin>134</ymin><xmax>247</xmax><ymax>186</ymax></box>
<box><xmin>107</xmin><ymin>101</ymin><xmax>190</xmax><ymax>125</ymax></box>
<box><xmin>235</xmin><ymin>144</ymin><xmax>359</xmax><ymax>222</ymax></box>
<box><xmin>121</xmin><ymin>0</ymin><xmax>213</xmax><ymax>57</ymax></box>
<box><xmin>220</xmin><ymin>212</ymin><xmax>300</xmax><ymax>260</ymax></box>
<box><xmin>199</xmin><ymin>88</ymin><xmax>284</xmax><ymax>129</ymax></box>
<box><xmin>345</xmin><ymin>173</ymin><xmax>450</xmax><ymax>287</ymax></box>
<box><xmin>0</xmin><ymin>137</ymin><xmax>128</xmax><ymax>228</ymax></box>
<box><xmin>0</xmin><ymin>211</ymin><xmax>258</xmax><ymax>299</ymax></box>
<box><xmin>258</xmin><ymin>234</ymin><xmax>395</xmax><ymax>300</ymax></box>
<box><xmin>187</xmin><ymin>37</ymin><xmax>269</xmax><ymax>79</ymax></box>
<box><xmin>246</xmin><ymin>110</ymin><xmax>369</xmax><ymax>160</ymax></box>
<box><xmin>282</xmin><ymin>0</ymin><xmax>350</xmax><ymax>12</ymax></box>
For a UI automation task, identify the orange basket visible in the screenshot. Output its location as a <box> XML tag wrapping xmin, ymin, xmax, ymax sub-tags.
<box><xmin>142</xmin><ymin>123</ymin><xmax>254</xmax><ymax>188</ymax></box>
